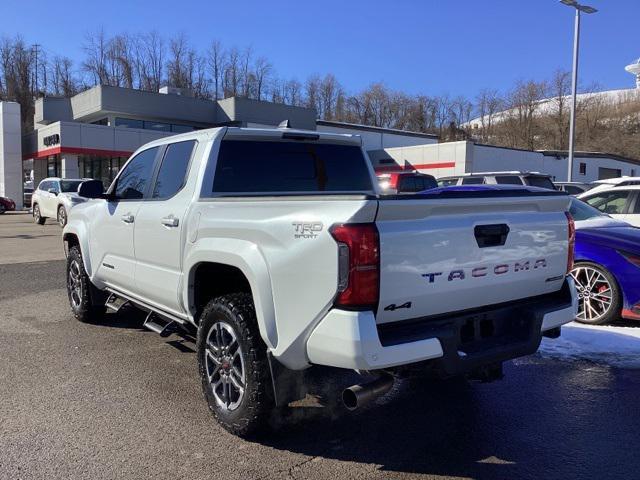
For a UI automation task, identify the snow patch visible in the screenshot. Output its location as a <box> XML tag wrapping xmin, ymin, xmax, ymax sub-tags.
<box><xmin>538</xmin><ymin>322</ymin><xmax>640</xmax><ymax>369</ymax></box>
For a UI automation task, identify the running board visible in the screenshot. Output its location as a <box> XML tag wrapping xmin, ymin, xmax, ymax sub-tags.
<box><xmin>105</xmin><ymin>293</ymin><xmax>129</xmax><ymax>313</ymax></box>
<box><xmin>143</xmin><ymin>311</ymin><xmax>178</xmax><ymax>338</ymax></box>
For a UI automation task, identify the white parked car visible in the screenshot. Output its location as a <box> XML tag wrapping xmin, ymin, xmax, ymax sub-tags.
<box><xmin>586</xmin><ymin>177</ymin><xmax>640</xmax><ymax>195</ymax></box>
<box><xmin>32</xmin><ymin>177</ymin><xmax>91</xmax><ymax>226</ymax></box>
<box><xmin>62</xmin><ymin>127</ymin><xmax>577</xmax><ymax>436</ymax></box>
<box><xmin>578</xmin><ymin>185</ymin><xmax>640</xmax><ymax>227</ymax></box>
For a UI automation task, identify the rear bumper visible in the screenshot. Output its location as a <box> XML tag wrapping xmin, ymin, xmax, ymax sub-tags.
<box><xmin>306</xmin><ymin>278</ymin><xmax>577</xmax><ymax>372</ymax></box>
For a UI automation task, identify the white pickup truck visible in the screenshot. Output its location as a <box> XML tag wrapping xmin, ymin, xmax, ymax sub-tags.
<box><xmin>63</xmin><ymin>126</ymin><xmax>577</xmax><ymax>436</ymax></box>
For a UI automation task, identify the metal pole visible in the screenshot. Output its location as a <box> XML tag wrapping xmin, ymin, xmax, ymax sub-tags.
<box><xmin>567</xmin><ymin>9</ymin><xmax>580</xmax><ymax>182</ymax></box>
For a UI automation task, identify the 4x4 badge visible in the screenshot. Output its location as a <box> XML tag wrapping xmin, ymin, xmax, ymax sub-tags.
<box><xmin>384</xmin><ymin>302</ymin><xmax>412</xmax><ymax>312</ymax></box>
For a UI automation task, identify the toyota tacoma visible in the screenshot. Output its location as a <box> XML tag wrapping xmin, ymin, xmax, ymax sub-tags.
<box><xmin>62</xmin><ymin>126</ymin><xmax>578</xmax><ymax>436</ymax></box>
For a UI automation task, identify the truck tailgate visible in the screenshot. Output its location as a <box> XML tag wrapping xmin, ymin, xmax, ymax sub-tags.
<box><xmin>375</xmin><ymin>190</ymin><xmax>571</xmax><ymax>324</ymax></box>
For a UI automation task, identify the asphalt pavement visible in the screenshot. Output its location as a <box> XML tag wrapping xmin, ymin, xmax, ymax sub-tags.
<box><xmin>1</xmin><ymin>212</ymin><xmax>639</xmax><ymax>480</ymax></box>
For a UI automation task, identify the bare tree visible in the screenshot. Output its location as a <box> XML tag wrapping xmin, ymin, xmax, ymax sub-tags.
<box><xmin>82</xmin><ymin>28</ymin><xmax>110</xmax><ymax>85</ymax></box>
<box><xmin>223</xmin><ymin>47</ymin><xmax>240</xmax><ymax>97</ymax></box>
<box><xmin>253</xmin><ymin>56</ymin><xmax>271</xmax><ymax>101</ymax></box>
<box><xmin>207</xmin><ymin>40</ymin><xmax>225</xmax><ymax>100</ymax></box>
<box><xmin>547</xmin><ymin>69</ymin><xmax>572</xmax><ymax>149</ymax></box>
<box><xmin>474</xmin><ymin>88</ymin><xmax>503</xmax><ymax>142</ymax></box>
<box><xmin>137</xmin><ymin>31</ymin><xmax>164</xmax><ymax>91</ymax></box>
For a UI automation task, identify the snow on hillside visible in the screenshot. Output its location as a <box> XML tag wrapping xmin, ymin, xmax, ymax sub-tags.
<box><xmin>538</xmin><ymin>322</ymin><xmax>640</xmax><ymax>369</ymax></box>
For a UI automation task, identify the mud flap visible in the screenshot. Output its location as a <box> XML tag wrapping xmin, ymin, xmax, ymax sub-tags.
<box><xmin>267</xmin><ymin>351</ymin><xmax>308</xmax><ymax>407</ymax></box>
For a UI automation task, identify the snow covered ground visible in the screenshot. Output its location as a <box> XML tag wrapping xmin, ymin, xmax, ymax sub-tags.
<box><xmin>538</xmin><ymin>322</ymin><xmax>640</xmax><ymax>369</ymax></box>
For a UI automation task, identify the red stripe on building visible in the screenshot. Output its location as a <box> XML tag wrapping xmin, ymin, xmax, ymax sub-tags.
<box><xmin>375</xmin><ymin>162</ymin><xmax>456</xmax><ymax>173</ymax></box>
<box><xmin>23</xmin><ymin>146</ymin><xmax>134</xmax><ymax>161</ymax></box>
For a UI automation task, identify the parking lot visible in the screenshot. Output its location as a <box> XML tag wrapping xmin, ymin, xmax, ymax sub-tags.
<box><xmin>1</xmin><ymin>211</ymin><xmax>640</xmax><ymax>480</ymax></box>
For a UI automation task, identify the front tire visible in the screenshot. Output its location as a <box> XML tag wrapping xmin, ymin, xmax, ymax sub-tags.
<box><xmin>33</xmin><ymin>204</ymin><xmax>46</xmax><ymax>225</ymax></box>
<box><xmin>57</xmin><ymin>205</ymin><xmax>67</xmax><ymax>227</ymax></box>
<box><xmin>66</xmin><ymin>245</ymin><xmax>105</xmax><ymax>323</ymax></box>
<box><xmin>197</xmin><ymin>293</ymin><xmax>273</xmax><ymax>437</ymax></box>
<box><xmin>571</xmin><ymin>262</ymin><xmax>622</xmax><ymax>325</ymax></box>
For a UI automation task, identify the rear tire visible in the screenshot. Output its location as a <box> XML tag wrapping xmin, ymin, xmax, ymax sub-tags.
<box><xmin>197</xmin><ymin>293</ymin><xmax>273</xmax><ymax>437</ymax></box>
<box><xmin>33</xmin><ymin>204</ymin><xmax>46</xmax><ymax>225</ymax></box>
<box><xmin>57</xmin><ymin>205</ymin><xmax>67</xmax><ymax>227</ymax></box>
<box><xmin>66</xmin><ymin>245</ymin><xmax>105</xmax><ymax>323</ymax></box>
<box><xmin>571</xmin><ymin>262</ymin><xmax>621</xmax><ymax>325</ymax></box>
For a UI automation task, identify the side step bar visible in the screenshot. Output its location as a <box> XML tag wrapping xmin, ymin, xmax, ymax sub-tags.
<box><xmin>105</xmin><ymin>293</ymin><xmax>129</xmax><ymax>313</ymax></box>
<box><xmin>143</xmin><ymin>311</ymin><xmax>179</xmax><ymax>338</ymax></box>
<box><xmin>104</xmin><ymin>288</ymin><xmax>187</xmax><ymax>338</ymax></box>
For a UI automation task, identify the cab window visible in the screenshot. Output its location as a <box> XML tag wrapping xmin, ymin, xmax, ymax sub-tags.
<box><xmin>152</xmin><ymin>141</ymin><xmax>196</xmax><ymax>199</ymax></box>
<box><xmin>114</xmin><ymin>147</ymin><xmax>160</xmax><ymax>199</ymax></box>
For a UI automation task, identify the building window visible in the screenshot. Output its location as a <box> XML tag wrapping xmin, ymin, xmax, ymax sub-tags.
<box><xmin>632</xmin><ymin>169</ymin><xmax>636</xmax><ymax>177</ymax></box>
<box><xmin>143</xmin><ymin>120</ymin><xmax>171</xmax><ymax>132</ymax></box>
<box><xmin>579</xmin><ymin>163</ymin><xmax>586</xmax><ymax>175</ymax></box>
<box><xmin>91</xmin><ymin>118</ymin><xmax>109</xmax><ymax>126</ymax></box>
<box><xmin>171</xmin><ymin>124</ymin><xmax>195</xmax><ymax>133</ymax></box>
<box><xmin>115</xmin><ymin>117</ymin><xmax>144</xmax><ymax>129</ymax></box>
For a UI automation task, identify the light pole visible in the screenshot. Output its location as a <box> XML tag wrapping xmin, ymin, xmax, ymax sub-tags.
<box><xmin>560</xmin><ymin>0</ymin><xmax>597</xmax><ymax>182</ymax></box>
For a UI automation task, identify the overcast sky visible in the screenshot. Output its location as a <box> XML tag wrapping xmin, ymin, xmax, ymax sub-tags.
<box><xmin>3</xmin><ymin>0</ymin><xmax>637</xmax><ymax>98</ymax></box>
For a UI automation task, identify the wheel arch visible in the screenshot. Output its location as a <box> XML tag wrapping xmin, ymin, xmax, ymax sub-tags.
<box><xmin>184</xmin><ymin>239</ymin><xmax>277</xmax><ymax>350</ymax></box>
<box><xmin>62</xmin><ymin>224</ymin><xmax>94</xmax><ymax>279</ymax></box>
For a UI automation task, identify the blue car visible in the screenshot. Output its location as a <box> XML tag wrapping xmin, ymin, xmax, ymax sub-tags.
<box><xmin>570</xmin><ymin>199</ymin><xmax>640</xmax><ymax>324</ymax></box>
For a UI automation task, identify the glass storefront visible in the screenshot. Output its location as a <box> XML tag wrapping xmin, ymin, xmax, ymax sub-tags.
<box><xmin>78</xmin><ymin>156</ymin><xmax>127</xmax><ymax>188</ymax></box>
<box><xmin>47</xmin><ymin>155</ymin><xmax>61</xmax><ymax>177</ymax></box>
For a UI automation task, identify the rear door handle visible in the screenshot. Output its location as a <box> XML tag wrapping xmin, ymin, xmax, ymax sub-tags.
<box><xmin>121</xmin><ymin>214</ymin><xmax>134</xmax><ymax>224</ymax></box>
<box><xmin>161</xmin><ymin>216</ymin><xmax>179</xmax><ymax>227</ymax></box>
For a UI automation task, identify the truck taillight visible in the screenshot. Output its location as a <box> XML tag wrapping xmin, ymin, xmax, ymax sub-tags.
<box><xmin>330</xmin><ymin>223</ymin><xmax>380</xmax><ymax>310</ymax></box>
<box><xmin>566</xmin><ymin>211</ymin><xmax>575</xmax><ymax>274</ymax></box>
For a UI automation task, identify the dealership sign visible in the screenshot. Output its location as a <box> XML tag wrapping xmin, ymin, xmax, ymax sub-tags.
<box><xmin>43</xmin><ymin>134</ymin><xmax>60</xmax><ymax>147</ymax></box>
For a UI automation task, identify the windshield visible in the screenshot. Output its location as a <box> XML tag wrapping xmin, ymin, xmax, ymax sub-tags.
<box><xmin>569</xmin><ymin>198</ymin><xmax>606</xmax><ymax>221</ymax></box>
<box><xmin>60</xmin><ymin>180</ymin><xmax>83</xmax><ymax>193</ymax></box>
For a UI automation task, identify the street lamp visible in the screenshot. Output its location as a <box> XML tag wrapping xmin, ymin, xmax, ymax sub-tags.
<box><xmin>560</xmin><ymin>0</ymin><xmax>597</xmax><ymax>182</ymax></box>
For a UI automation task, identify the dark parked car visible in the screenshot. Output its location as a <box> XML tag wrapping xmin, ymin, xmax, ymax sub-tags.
<box><xmin>378</xmin><ymin>172</ymin><xmax>438</xmax><ymax>194</ymax></box>
<box><xmin>0</xmin><ymin>196</ymin><xmax>16</xmax><ymax>214</ymax></box>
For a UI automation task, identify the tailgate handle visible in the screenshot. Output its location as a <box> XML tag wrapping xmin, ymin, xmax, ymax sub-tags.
<box><xmin>474</xmin><ymin>224</ymin><xmax>509</xmax><ymax>248</ymax></box>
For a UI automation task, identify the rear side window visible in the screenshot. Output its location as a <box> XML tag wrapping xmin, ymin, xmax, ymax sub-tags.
<box><xmin>461</xmin><ymin>177</ymin><xmax>484</xmax><ymax>185</ymax></box>
<box><xmin>397</xmin><ymin>176</ymin><xmax>417</xmax><ymax>192</ymax></box>
<box><xmin>115</xmin><ymin>147</ymin><xmax>159</xmax><ymax>199</ymax></box>
<box><xmin>152</xmin><ymin>141</ymin><xmax>196</xmax><ymax>199</ymax></box>
<box><xmin>495</xmin><ymin>175</ymin><xmax>523</xmax><ymax>185</ymax></box>
<box><xmin>438</xmin><ymin>178</ymin><xmax>459</xmax><ymax>187</ymax></box>
<box><xmin>526</xmin><ymin>176</ymin><xmax>555</xmax><ymax>190</ymax></box>
<box><xmin>212</xmin><ymin>140</ymin><xmax>373</xmax><ymax>194</ymax></box>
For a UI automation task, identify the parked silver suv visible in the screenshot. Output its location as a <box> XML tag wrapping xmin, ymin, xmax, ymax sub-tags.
<box><xmin>32</xmin><ymin>178</ymin><xmax>90</xmax><ymax>226</ymax></box>
<box><xmin>438</xmin><ymin>171</ymin><xmax>556</xmax><ymax>190</ymax></box>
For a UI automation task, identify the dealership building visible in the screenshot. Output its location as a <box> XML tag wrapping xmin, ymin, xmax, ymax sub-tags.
<box><xmin>1</xmin><ymin>84</ymin><xmax>639</xmax><ymax>209</ymax></box>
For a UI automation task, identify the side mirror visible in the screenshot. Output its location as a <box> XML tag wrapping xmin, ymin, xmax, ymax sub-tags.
<box><xmin>47</xmin><ymin>188</ymin><xmax>58</xmax><ymax>196</ymax></box>
<box><xmin>78</xmin><ymin>180</ymin><xmax>104</xmax><ymax>199</ymax></box>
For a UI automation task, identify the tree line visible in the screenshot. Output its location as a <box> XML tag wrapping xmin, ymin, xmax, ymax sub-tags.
<box><xmin>1</xmin><ymin>31</ymin><xmax>639</xmax><ymax>159</ymax></box>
